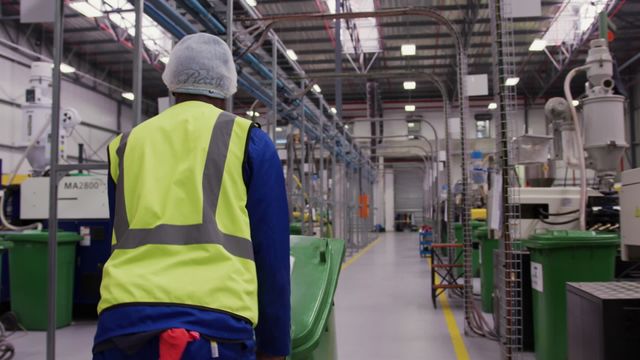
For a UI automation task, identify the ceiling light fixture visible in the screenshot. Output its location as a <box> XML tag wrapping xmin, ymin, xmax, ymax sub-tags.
<box><xmin>408</xmin><ymin>122</ymin><xmax>415</xmax><ymax>128</ymax></box>
<box><xmin>401</xmin><ymin>44</ymin><xmax>416</xmax><ymax>56</ymax></box>
<box><xmin>403</xmin><ymin>81</ymin><xmax>416</xmax><ymax>90</ymax></box>
<box><xmin>276</xmin><ymin>127</ymin><xmax>283</xmax><ymax>132</ymax></box>
<box><xmin>312</xmin><ymin>84</ymin><xmax>322</xmax><ymax>93</ymax></box>
<box><xmin>246</xmin><ymin>110</ymin><xmax>259</xmax><ymax>117</ymax></box>
<box><xmin>572</xmin><ymin>100</ymin><xmax>580</xmax><ymax>107</ymax></box>
<box><xmin>529</xmin><ymin>38</ymin><xmax>547</xmax><ymax>52</ymax></box>
<box><xmin>121</xmin><ymin>92</ymin><xmax>135</xmax><ymax>101</ymax></box>
<box><xmin>159</xmin><ymin>56</ymin><xmax>170</xmax><ymax>64</ymax></box>
<box><xmin>246</xmin><ymin>0</ymin><xmax>257</xmax><ymax>6</ymax></box>
<box><xmin>505</xmin><ymin>77</ymin><xmax>520</xmax><ymax>86</ymax></box>
<box><xmin>69</xmin><ymin>1</ymin><xmax>104</xmax><ymax>17</ymax></box>
<box><xmin>59</xmin><ymin>63</ymin><xmax>76</xmax><ymax>74</ymax></box>
<box><xmin>405</xmin><ymin>105</ymin><xmax>416</xmax><ymax>112</ymax></box>
<box><xmin>488</xmin><ymin>102</ymin><xmax>497</xmax><ymax>110</ymax></box>
<box><xmin>330</xmin><ymin>107</ymin><xmax>337</xmax><ymax>114</ymax></box>
<box><xmin>286</xmin><ymin>49</ymin><xmax>298</xmax><ymax>61</ymax></box>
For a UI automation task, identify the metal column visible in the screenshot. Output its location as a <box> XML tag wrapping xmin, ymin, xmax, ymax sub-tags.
<box><xmin>300</xmin><ymin>96</ymin><xmax>307</xmax><ymax>235</ymax></box>
<box><xmin>271</xmin><ymin>34</ymin><xmax>278</xmax><ymax>140</ymax></box>
<box><xmin>132</xmin><ymin>0</ymin><xmax>144</xmax><ymax>125</ymax></box>
<box><xmin>225</xmin><ymin>0</ymin><xmax>234</xmax><ymax>112</ymax></box>
<box><xmin>334</xmin><ymin>0</ymin><xmax>342</xmax><ymax>242</ymax></box>
<box><xmin>47</xmin><ymin>2</ymin><xmax>64</xmax><ymax>358</ymax></box>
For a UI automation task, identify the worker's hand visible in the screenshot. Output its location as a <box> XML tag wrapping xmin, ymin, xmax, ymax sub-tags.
<box><xmin>256</xmin><ymin>352</ymin><xmax>286</xmax><ymax>360</ymax></box>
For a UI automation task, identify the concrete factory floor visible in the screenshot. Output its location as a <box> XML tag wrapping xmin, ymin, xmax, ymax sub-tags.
<box><xmin>11</xmin><ymin>232</ymin><xmax>518</xmax><ymax>360</ymax></box>
<box><xmin>335</xmin><ymin>231</ymin><xmax>501</xmax><ymax>360</ymax></box>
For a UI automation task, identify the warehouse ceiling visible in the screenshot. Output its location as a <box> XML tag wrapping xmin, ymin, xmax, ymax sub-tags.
<box><xmin>1</xmin><ymin>0</ymin><xmax>639</xmax><ymax>117</ymax></box>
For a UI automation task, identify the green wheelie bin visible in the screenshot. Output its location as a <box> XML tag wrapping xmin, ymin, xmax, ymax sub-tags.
<box><xmin>0</xmin><ymin>239</ymin><xmax>12</xmax><ymax>299</ymax></box>
<box><xmin>522</xmin><ymin>230</ymin><xmax>619</xmax><ymax>360</ymax></box>
<box><xmin>4</xmin><ymin>231</ymin><xmax>82</xmax><ymax>330</ymax></box>
<box><xmin>290</xmin><ymin>222</ymin><xmax>303</xmax><ymax>235</ymax></box>
<box><xmin>477</xmin><ymin>226</ymin><xmax>499</xmax><ymax>313</ymax></box>
<box><xmin>454</xmin><ymin>221</ymin><xmax>484</xmax><ymax>277</ymax></box>
<box><xmin>290</xmin><ymin>236</ymin><xmax>345</xmax><ymax>360</ymax></box>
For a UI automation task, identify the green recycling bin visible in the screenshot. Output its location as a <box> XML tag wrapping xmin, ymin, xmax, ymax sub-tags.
<box><xmin>290</xmin><ymin>236</ymin><xmax>345</xmax><ymax>360</ymax></box>
<box><xmin>5</xmin><ymin>231</ymin><xmax>81</xmax><ymax>330</ymax></box>
<box><xmin>522</xmin><ymin>230</ymin><xmax>619</xmax><ymax>360</ymax></box>
<box><xmin>290</xmin><ymin>222</ymin><xmax>303</xmax><ymax>235</ymax></box>
<box><xmin>477</xmin><ymin>226</ymin><xmax>499</xmax><ymax>313</ymax></box>
<box><xmin>0</xmin><ymin>239</ymin><xmax>13</xmax><ymax>297</ymax></box>
<box><xmin>454</xmin><ymin>221</ymin><xmax>485</xmax><ymax>277</ymax></box>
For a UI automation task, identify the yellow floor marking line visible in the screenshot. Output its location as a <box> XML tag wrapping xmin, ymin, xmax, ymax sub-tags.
<box><xmin>341</xmin><ymin>236</ymin><xmax>382</xmax><ymax>271</ymax></box>
<box><xmin>429</xmin><ymin>258</ymin><xmax>471</xmax><ymax>360</ymax></box>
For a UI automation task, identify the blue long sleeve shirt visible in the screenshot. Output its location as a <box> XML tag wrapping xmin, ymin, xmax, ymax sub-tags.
<box><xmin>95</xmin><ymin>126</ymin><xmax>291</xmax><ymax>356</ymax></box>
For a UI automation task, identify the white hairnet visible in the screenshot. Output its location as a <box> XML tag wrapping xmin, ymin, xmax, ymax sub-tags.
<box><xmin>162</xmin><ymin>33</ymin><xmax>237</xmax><ymax>99</ymax></box>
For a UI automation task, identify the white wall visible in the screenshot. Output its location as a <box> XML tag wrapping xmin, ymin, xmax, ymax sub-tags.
<box><xmin>0</xmin><ymin>45</ymin><xmax>134</xmax><ymax>176</ymax></box>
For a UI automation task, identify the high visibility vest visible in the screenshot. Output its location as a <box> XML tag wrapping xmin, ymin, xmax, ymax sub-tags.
<box><xmin>99</xmin><ymin>101</ymin><xmax>258</xmax><ymax>326</ymax></box>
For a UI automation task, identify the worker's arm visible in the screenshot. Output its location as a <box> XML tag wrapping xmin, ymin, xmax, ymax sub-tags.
<box><xmin>244</xmin><ymin>128</ymin><xmax>291</xmax><ymax>357</ymax></box>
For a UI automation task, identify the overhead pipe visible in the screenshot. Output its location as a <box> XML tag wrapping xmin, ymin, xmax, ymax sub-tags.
<box><xmin>145</xmin><ymin>1</ymin><xmax>367</xmax><ymax>168</ymax></box>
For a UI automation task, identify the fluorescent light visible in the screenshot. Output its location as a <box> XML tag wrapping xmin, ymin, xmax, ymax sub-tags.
<box><xmin>246</xmin><ymin>0</ymin><xmax>257</xmax><ymax>6</ymax></box>
<box><xmin>344</xmin><ymin>125</ymin><xmax>349</xmax><ymax>130</ymax></box>
<box><xmin>69</xmin><ymin>1</ymin><xmax>104</xmax><ymax>18</ymax></box>
<box><xmin>312</xmin><ymin>84</ymin><xmax>322</xmax><ymax>93</ymax></box>
<box><xmin>286</xmin><ymin>49</ymin><xmax>298</xmax><ymax>61</ymax></box>
<box><xmin>408</xmin><ymin>122</ymin><xmax>415</xmax><ymax>128</ymax></box>
<box><xmin>403</xmin><ymin>81</ymin><xmax>416</xmax><ymax>90</ymax></box>
<box><xmin>121</xmin><ymin>92</ymin><xmax>134</xmax><ymax>101</ymax></box>
<box><xmin>572</xmin><ymin>100</ymin><xmax>580</xmax><ymax>107</ymax></box>
<box><xmin>405</xmin><ymin>105</ymin><xmax>416</xmax><ymax>112</ymax></box>
<box><xmin>529</xmin><ymin>38</ymin><xmax>547</xmax><ymax>52</ymax></box>
<box><xmin>59</xmin><ymin>63</ymin><xmax>76</xmax><ymax>74</ymax></box>
<box><xmin>401</xmin><ymin>44</ymin><xmax>416</xmax><ymax>56</ymax></box>
<box><xmin>246</xmin><ymin>110</ymin><xmax>259</xmax><ymax>117</ymax></box>
<box><xmin>488</xmin><ymin>102</ymin><xmax>497</xmax><ymax>110</ymax></box>
<box><xmin>330</xmin><ymin>107</ymin><xmax>337</xmax><ymax>114</ymax></box>
<box><xmin>159</xmin><ymin>56</ymin><xmax>170</xmax><ymax>64</ymax></box>
<box><xmin>276</xmin><ymin>127</ymin><xmax>283</xmax><ymax>132</ymax></box>
<box><xmin>505</xmin><ymin>77</ymin><xmax>520</xmax><ymax>86</ymax></box>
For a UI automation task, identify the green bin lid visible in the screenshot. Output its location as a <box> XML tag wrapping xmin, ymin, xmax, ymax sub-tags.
<box><xmin>475</xmin><ymin>226</ymin><xmax>489</xmax><ymax>240</ymax></box>
<box><xmin>290</xmin><ymin>236</ymin><xmax>345</xmax><ymax>357</ymax></box>
<box><xmin>522</xmin><ymin>230</ymin><xmax>619</xmax><ymax>249</ymax></box>
<box><xmin>455</xmin><ymin>221</ymin><xmax>486</xmax><ymax>230</ymax></box>
<box><xmin>4</xmin><ymin>231</ymin><xmax>82</xmax><ymax>243</ymax></box>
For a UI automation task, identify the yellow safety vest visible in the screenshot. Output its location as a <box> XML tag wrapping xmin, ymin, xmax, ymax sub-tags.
<box><xmin>99</xmin><ymin>101</ymin><xmax>258</xmax><ymax>326</ymax></box>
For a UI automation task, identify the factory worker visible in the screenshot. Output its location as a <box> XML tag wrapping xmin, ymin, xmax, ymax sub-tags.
<box><xmin>93</xmin><ymin>33</ymin><xmax>290</xmax><ymax>360</ymax></box>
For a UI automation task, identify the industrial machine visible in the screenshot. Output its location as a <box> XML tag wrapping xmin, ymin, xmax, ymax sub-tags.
<box><xmin>620</xmin><ymin>168</ymin><xmax>640</xmax><ymax>261</ymax></box>
<box><xmin>489</xmin><ymin>39</ymin><xmax>625</xmax><ymax>237</ymax></box>
<box><xmin>0</xmin><ymin>62</ymin><xmax>112</xmax><ymax>310</ymax></box>
<box><xmin>21</xmin><ymin>62</ymin><xmax>80</xmax><ymax>175</ymax></box>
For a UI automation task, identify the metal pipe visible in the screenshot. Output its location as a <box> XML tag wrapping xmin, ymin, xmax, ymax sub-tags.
<box><xmin>300</xmin><ymin>95</ymin><xmax>307</xmax><ymax>235</ymax></box>
<box><xmin>133</xmin><ymin>0</ymin><xmax>144</xmax><ymax>125</ymax></box>
<box><xmin>271</xmin><ymin>34</ymin><xmax>277</xmax><ymax>140</ymax></box>
<box><xmin>149</xmin><ymin>0</ymin><xmax>371</xmax><ymax>171</ymax></box>
<box><xmin>47</xmin><ymin>1</ymin><xmax>64</xmax><ymax>358</ymax></box>
<box><xmin>226</xmin><ymin>0</ymin><xmax>233</xmax><ymax>112</ymax></box>
<box><xmin>334</xmin><ymin>0</ymin><xmax>343</xmax><ymax>241</ymax></box>
<box><xmin>620</xmin><ymin>51</ymin><xmax>640</xmax><ymax>72</ymax></box>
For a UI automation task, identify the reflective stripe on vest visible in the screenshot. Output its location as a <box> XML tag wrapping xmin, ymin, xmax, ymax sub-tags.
<box><xmin>112</xmin><ymin>113</ymin><xmax>253</xmax><ymax>260</ymax></box>
<box><xmin>99</xmin><ymin>102</ymin><xmax>258</xmax><ymax>325</ymax></box>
